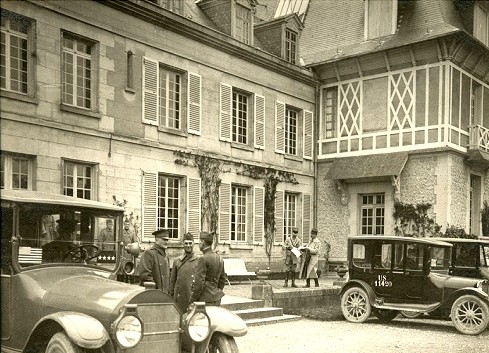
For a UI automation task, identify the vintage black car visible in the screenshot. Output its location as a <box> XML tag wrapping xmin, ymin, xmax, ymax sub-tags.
<box><xmin>1</xmin><ymin>190</ymin><xmax>247</xmax><ymax>353</ymax></box>
<box><xmin>339</xmin><ymin>235</ymin><xmax>489</xmax><ymax>335</ymax></box>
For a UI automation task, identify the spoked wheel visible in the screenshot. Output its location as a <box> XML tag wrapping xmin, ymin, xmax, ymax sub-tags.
<box><xmin>400</xmin><ymin>310</ymin><xmax>422</xmax><ymax>319</ymax></box>
<box><xmin>450</xmin><ymin>295</ymin><xmax>489</xmax><ymax>335</ymax></box>
<box><xmin>207</xmin><ymin>333</ymin><xmax>239</xmax><ymax>353</ymax></box>
<box><xmin>341</xmin><ymin>287</ymin><xmax>371</xmax><ymax>323</ymax></box>
<box><xmin>46</xmin><ymin>332</ymin><xmax>84</xmax><ymax>353</ymax></box>
<box><xmin>373</xmin><ymin>309</ymin><xmax>399</xmax><ymax>323</ymax></box>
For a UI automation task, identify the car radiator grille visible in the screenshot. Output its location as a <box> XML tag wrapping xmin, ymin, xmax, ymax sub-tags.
<box><xmin>120</xmin><ymin>303</ymin><xmax>181</xmax><ymax>353</ymax></box>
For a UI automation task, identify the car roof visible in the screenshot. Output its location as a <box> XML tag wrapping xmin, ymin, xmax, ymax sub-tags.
<box><xmin>432</xmin><ymin>237</ymin><xmax>489</xmax><ymax>245</ymax></box>
<box><xmin>1</xmin><ymin>189</ymin><xmax>124</xmax><ymax>212</ymax></box>
<box><xmin>348</xmin><ymin>235</ymin><xmax>453</xmax><ymax>247</ymax></box>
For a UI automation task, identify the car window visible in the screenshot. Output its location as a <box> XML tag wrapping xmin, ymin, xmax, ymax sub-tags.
<box><xmin>453</xmin><ymin>243</ymin><xmax>478</xmax><ymax>267</ymax></box>
<box><xmin>352</xmin><ymin>243</ymin><xmax>371</xmax><ymax>269</ymax></box>
<box><xmin>392</xmin><ymin>243</ymin><xmax>404</xmax><ymax>270</ymax></box>
<box><xmin>373</xmin><ymin>243</ymin><xmax>392</xmax><ymax>269</ymax></box>
<box><xmin>430</xmin><ymin>246</ymin><xmax>450</xmax><ymax>272</ymax></box>
<box><xmin>405</xmin><ymin>244</ymin><xmax>423</xmax><ymax>270</ymax></box>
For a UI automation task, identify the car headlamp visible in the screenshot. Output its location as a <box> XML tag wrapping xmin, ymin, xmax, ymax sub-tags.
<box><xmin>115</xmin><ymin>315</ymin><xmax>143</xmax><ymax>348</ymax></box>
<box><xmin>184</xmin><ymin>302</ymin><xmax>210</xmax><ymax>342</ymax></box>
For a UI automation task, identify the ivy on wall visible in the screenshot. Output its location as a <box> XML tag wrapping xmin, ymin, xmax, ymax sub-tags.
<box><xmin>393</xmin><ymin>202</ymin><xmax>442</xmax><ymax>237</ymax></box>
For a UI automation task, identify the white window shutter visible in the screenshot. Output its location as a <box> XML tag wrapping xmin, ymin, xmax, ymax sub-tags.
<box><xmin>274</xmin><ymin>189</ymin><xmax>284</xmax><ymax>243</ymax></box>
<box><xmin>275</xmin><ymin>101</ymin><xmax>285</xmax><ymax>153</ymax></box>
<box><xmin>253</xmin><ymin>186</ymin><xmax>265</xmax><ymax>244</ymax></box>
<box><xmin>142</xmin><ymin>171</ymin><xmax>157</xmax><ymax>241</ymax></box>
<box><xmin>142</xmin><ymin>57</ymin><xmax>159</xmax><ymax>126</ymax></box>
<box><xmin>254</xmin><ymin>94</ymin><xmax>265</xmax><ymax>149</ymax></box>
<box><xmin>187</xmin><ymin>177</ymin><xmax>201</xmax><ymax>236</ymax></box>
<box><xmin>220</xmin><ymin>83</ymin><xmax>232</xmax><ymax>141</ymax></box>
<box><xmin>303</xmin><ymin>110</ymin><xmax>313</xmax><ymax>160</ymax></box>
<box><xmin>188</xmin><ymin>73</ymin><xmax>202</xmax><ymax>135</ymax></box>
<box><xmin>219</xmin><ymin>183</ymin><xmax>231</xmax><ymax>242</ymax></box>
<box><xmin>302</xmin><ymin>193</ymin><xmax>311</xmax><ymax>244</ymax></box>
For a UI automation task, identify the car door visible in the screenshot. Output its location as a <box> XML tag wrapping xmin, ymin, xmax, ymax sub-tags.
<box><xmin>371</xmin><ymin>241</ymin><xmax>398</xmax><ymax>300</ymax></box>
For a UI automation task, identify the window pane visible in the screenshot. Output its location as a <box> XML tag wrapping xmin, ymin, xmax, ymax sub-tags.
<box><xmin>285</xmin><ymin>109</ymin><xmax>297</xmax><ymax>155</ymax></box>
<box><xmin>231</xmin><ymin>186</ymin><xmax>247</xmax><ymax>242</ymax></box>
<box><xmin>62</xmin><ymin>36</ymin><xmax>92</xmax><ymax>108</ymax></box>
<box><xmin>157</xmin><ymin>175</ymin><xmax>180</xmax><ymax>239</ymax></box>
<box><xmin>232</xmin><ymin>92</ymin><xmax>248</xmax><ymax>144</ymax></box>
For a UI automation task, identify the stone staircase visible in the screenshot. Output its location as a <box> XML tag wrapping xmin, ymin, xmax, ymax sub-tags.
<box><xmin>221</xmin><ymin>295</ymin><xmax>301</xmax><ymax>326</ymax></box>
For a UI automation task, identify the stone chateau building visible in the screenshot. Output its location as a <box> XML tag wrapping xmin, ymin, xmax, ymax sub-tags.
<box><xmin>1</xmin><ymin>0</ymin><xmax>488</xmax><ymax>271</ymax></box>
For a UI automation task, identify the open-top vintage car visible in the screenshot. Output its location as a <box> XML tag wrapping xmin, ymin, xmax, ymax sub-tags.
<box><xmin>1</xmin><ymin>190</ymin><xmax>247</xmax><ymax>353</ymax></box>
<box><xmin>339</xmin><ymin>235</ymin><xmax>489</xmax><ymax>335</ymax></box>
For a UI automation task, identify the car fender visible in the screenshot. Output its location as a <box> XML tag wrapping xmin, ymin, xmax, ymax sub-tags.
<box><xmin>445</xmin><ymin>287</ymin><xmax>489</xmax><ymax>307</ymax></box>
<box><xmin>339</xmin><ymin>279</ymin><xmax>378</xmax><ymax>306</ymax></box>
<box><xmin>30</xmin><ymin>311</ymin><xmax>110</xmax><ymax>349</ymax></box>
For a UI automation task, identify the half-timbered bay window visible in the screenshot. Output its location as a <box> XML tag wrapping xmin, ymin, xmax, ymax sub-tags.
<box><xmin>63</xmin><ymin>160</ymin><xmax>95</xmax><ymax>200</ymax></box>
<box><xmin>62</xmin><ymin>33</ymin><xmax>95</xmax><ymax>109</ymax></box>
<box><xmin>321</xmin><ymin>88</ymin><xmax>337</xmax><ymax>139</ymax></box>
<box><xmin>1</xmin><ymin>154</ymin><xmax>34</xmax><ymax>190</ymax></box>
<box><xmin>220</xmin><ymin>83</ymin><xmax>265</xmax><ymax>149</ymax></box>
<box><xmin>1</xmin><ymin>10</ymin><xmax>34</xmax><ymax>96</ymax></box>
<box><xmin>143</xmin><ymin>57</ymin><xmax>201</xmax><ymax>134</ymax></box>
<box><xmin>361</xmin><ymin>194</ymin><xmax>385</xmax><ymax>235</ymax></box>
<box><xmin>231</xmin><ymin>185</ymin><xmax>247</xmax><ymax>242</ymax></box>
<box><xmin>275</xmin><ymin>101</ymin><xmax>313</xmax><ymax>159</ymax></box>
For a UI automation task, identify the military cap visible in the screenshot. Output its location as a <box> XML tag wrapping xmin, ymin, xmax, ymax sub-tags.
<box><xmin>56</xmin><ymin>218</ymin><xmax>79</xmax><ymax>226</ymax></box>
<box><xmin>183</xmin><ymin>232</ymin><xmax>194</xmax><ymax>241</ymax></box>
<box><xmin>311</xmin><ymin>228</ymin><xmax>318</xmax><ymax>234</ymax></box>
<box><xmin>199</xmin><ymin>231</ymin><xmax>214</xmax><ymax>242</ymax></box>
<box><xmin>292</xmin><ymin>227</ymin><xmax>299</xmax><ymax>233</ymax></box>
<box><xmin>152</xmin><ymin>229</ymin><xmax>170</xmax><ymax>239</ymax></box>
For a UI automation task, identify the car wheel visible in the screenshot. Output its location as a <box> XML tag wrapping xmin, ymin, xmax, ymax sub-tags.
<box><xmin>207</xmin><ymin>333</ymin><xmax>239</xmax><ymax>353</ymax></box>
<box><xmin>341</xmin><ymin>287</ymin><xmax>371</xmax><ymax>323</ymax></box>
<box><xmin>46</xmin><ymin>332</ymin><xmax>84</xmax><ymax>353</ymax></box>
<box><xmin>373</xmin><ymin>309</ymin><xmax>399</xmax><ymax>323</ymax></box>
<box><xmin>450</xmin><ymin>295</ymin><xmax>489</xmax><ymax>335</ymax></box>
<box><xmin>400</xmin><ymin>310</ymin><xmax>422</xmax><ymax>319</ymax></box>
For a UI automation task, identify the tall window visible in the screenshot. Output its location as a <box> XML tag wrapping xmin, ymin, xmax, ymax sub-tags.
<box><xmin>285</xmin><ymin>29</ymin><xmax>297</xmax><ymax>64</ymax></box>
<box><xmin>231</xmin><ymin>185</ymin><xmax>247</xmax><ymax>242</ymax></box>
<box><xmin>159</xmin><ymin>67</ymin><xmax>181</xmax><ymax>129</ymax></box>
<box><xmin>284</xmin><ymin>193</ymin><xmax>297</xmax><ymax>240</ymax></box>
<box><xmin>157</xmin><ymin>175</ymin><xmax>180</xmax><ymax>239</ymax></box>
<box><xmin>62</xmin><ymin>34</ymin><xmax>93</xmax><ymax>109</ymax></box>
<box><xmin>322</xmin><ymin>88</ymin><xmax>337</xmax><ymax>138</ymax></box>
<box><xmin>63</xmin><ymin>161</ymin><xmax>94</xmax><ymax>200</ymax></box>
<box><xmin>474</xmin><ymin>3</ymin><xmax>489</xmax><ymax>46</ymax></box>
<box><xmin>285</xmin><ymin>108</ymin><xmax>298</xmax><ymax>155</ymax></box>
<box><xmin>1</xmin><ymin>11</ymin><xmax>31</xmax><ymax>94</ymax></box>
<box><xmin>1</xmin><ymin>154</ymin><xmax>32</xmax><ymax>190</ymax></box>
<box><xmin>361</xmin><ymin>194</ymin><xmax>385</xmax><ymax>235</ymax></box>
<box><xmin>232</xmin><ymin>91</ymin><xmax>248</xmax><ymax>144</ymax></box>
<box><xmin>235</xmin><ymin>4</ymin><xmax>251</xmax><ymax>44</ymax></box>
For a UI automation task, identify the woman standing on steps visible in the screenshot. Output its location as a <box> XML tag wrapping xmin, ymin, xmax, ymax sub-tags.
<box><xmin>283</xmin><ymin>227</ymin><xmax>302</xmax><ymax>287</ymax></box>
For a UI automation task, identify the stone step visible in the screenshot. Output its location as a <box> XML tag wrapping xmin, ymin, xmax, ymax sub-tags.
<box><xmin>221</xmin><ymin>297</ymin><xmax>265</xmax><ymax>311</ymax></box>
<box><xmin>233</xmin><ymin>307</ymin><xmax>283</xmax><ymax>321</ymax></box>
<box><xmin>244</xmin><ymin>314</ymin><xmax>302</xmax><ymax>326</ymax></box>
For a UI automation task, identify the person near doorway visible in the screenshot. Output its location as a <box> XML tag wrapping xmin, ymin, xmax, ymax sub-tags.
<box><xmin>300</xmin><ymin>228</ymin><xmax>322</xmax><ymax>287</ymax></box>
<box><xmin>283</xmin><ymin>227</ymin><xmax>302</xmax><ymax>288</ymax></box>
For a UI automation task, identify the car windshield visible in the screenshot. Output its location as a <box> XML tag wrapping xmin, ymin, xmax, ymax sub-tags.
<box><xmin>1</xmin><ymin>202</ymin><xmax>121</xmax><ymax>271</ymax></box>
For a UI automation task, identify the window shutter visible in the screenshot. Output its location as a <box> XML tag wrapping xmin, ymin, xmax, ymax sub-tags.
<box><xmin>253</xmin><ymin>186</ymin><xmax>265</xmax><ymax>244</ymax></box>
<box><xmin>274</xmin><ymin>189</ymin><xmax>284</xmax><ymax>243</ymax></box>
<box><xmin>275</xmin><ymin>101</ymin><xmax>285</xmax><ymax>153</ymax></box>
<box><xmin>302</xmin><ymin>193</ymin><xmax>311</xmax><ymax>244</ymax></box>
<box><xmin>219</xmin><ymin>183</ymin><xmax>231</xmax><ymax>242</ymax></box>
<box><xmin>142</xmin><ymin>57</ymin><xmax>159</xmax><ymax>126</ymax></box>
<box><xmin>188</xmin><ymin>73</ymin><xmax>201</xmax><ymax>135</ymax></box>
<box><xmin>187</xmin><ymin>177</ymin><xmax>201</xmax><ymax>236</ymax></box>
<box><xmin>254</xmin><ymin>94</ymin><xmax>265</xmax><ymax>149</ymax></box>
<box><xmin>303</xmin><ymin>110</ymin><xmax>313</xmax><ymax>159</ymax></box>
<box><xmin>220</xmin><ymin>83</ymin><xmax>232</xmax><ymax>141</ymax></box>
<box><xmin>142</xmin><ymin>171</ymin><xmax>157</xmax><ymax>241</ymax></box>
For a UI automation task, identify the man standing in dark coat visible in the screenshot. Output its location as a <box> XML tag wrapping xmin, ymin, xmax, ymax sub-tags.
<box><xmin>138</xmin><ymin>229</ymin><xmax>171</xmax><ymax>292</ymax></box>
<box><xmin>169</xmin><ymin>232</ymin><xmax>198</xmax><ymax>313</ymax></box>
<box><xmin>189</xmin><ymin>231</ymin><xmax>227</xmax><ymax>306</ymax></box>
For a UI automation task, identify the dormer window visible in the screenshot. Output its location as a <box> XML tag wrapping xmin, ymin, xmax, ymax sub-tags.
<box><xmin>474</xmin><ymin>3</ymin><xmax>489</xmax><ymax>46</ymax></box>
<box><xmin>365</xmin><ymin>0</ymin><xmax>397</xmax><ymax>40</ymax></box>
<box><xmin>285</xmin><ymin>29</ymin><xmax>297</xmax><ymax>64</ymax></box>
<box><xmin>235</xmin><ymin>3</ymin><xmax>251</xmax><ymax>44</ymax></box>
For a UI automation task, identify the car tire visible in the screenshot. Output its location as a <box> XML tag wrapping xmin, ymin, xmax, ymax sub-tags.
<box><xmin>400</xmin><ymin>310</ymin><xmax>422</xmax><ymax>319</ymax></box>
<box><xmin>373</xmin><ymin>309</ymin><xmax>399</xmax><ymax>323</ymax></box>
<box><xmin>207</xmin><ymin>332</ymin><xmax>239</xmax><ymax>353</ymax></box>
<box><xmin>46</xmin><ymin>332</ymin><xmax>84</xmax><ymax>353</ymax></box>
<box><xmin>341</xmin><ymin>287</ymin><xmax>371</xmax><ymax>323</ymax></box>
<box><xmin>450</xmin><ymin>295</ymin><xmax>489</xmax><ymax>335</ymax></box>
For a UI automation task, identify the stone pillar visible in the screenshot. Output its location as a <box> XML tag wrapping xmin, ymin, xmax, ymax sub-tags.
<box><xmin>251</xmin><ymin>282</ymin><xmax>273</xmax><ymax>307</ymax></box>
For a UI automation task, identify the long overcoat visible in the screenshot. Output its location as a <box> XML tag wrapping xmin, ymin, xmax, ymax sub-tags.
<box><xmin>138</xmin><ymin>244</ymin><xmax>170</xmax><ymax>292</ymax></box>
<box><xmin>169</xmin><ymin>252</ymin><xmax>199</xmax><ymax>313</ymax></box>
<box><xmin>189</xmin><ymin>247</ymin><xmax>227</xmax><ymax>304</ymax></box>
<box><xmin>299</xmin><ymin>237</ymin><xmax>321</xmax><ymax>279</ymax></box>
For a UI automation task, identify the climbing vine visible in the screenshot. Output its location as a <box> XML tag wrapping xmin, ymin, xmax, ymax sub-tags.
<box><xmin>393</xmin><ymin>202</ymin><xmax>442</xmax><ymax>237</ymax></box>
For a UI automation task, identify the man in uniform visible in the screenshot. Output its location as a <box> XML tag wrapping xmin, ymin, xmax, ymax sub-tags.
<box><xmin>283</xmin><ymin>227</ymin><xmax>302</xmax><ymax>287</ymax></box>
<box><xmin>169</xmin><ymin>232</ymin><xmax>198</xmax><ymax>313</ymax></box>
<box><xmin>98</xmin><ymin>219</ymin><xmax>115</xmax><ymax>251</ymax></box>
<box><xmin>300</xmin><ymin>228</ymin><xmax>321</xmax><ymax>287</ymax></box>
<box><xmin>138</xmin><ymin>229</ymin><xmax>171</xmax><ymax>292</ymax></box>
<box><xmin>189</xmin><ymin>231</ymin><xmax>227</xmax><ymax>306</ymax></box>
<box><xmin>42</xmin><ymin>218</ymin><xmax>78</xmax><ymax>263</ymax></box>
